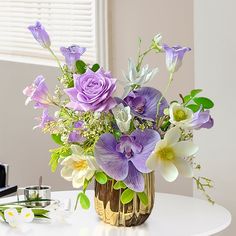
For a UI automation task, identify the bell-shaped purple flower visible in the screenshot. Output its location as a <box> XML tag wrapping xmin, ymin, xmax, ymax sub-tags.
<box><xmin>94</xmin><ymin>129</ymin><xmax>160</xmax><ymax>192</ymax></box>
<box><xmin>190</xmin><ymin>109</ymin><xmax>214</xmax><ymax>130</ymax></box>
<box><xmin>60</xmin><ymin>45</ymin><xmax>86</xmax><ymax>70</ymax></box>
<box><xmin>68</xmin><ymin>121</ymin><xmax>86</xmax><ymax>143</ymax></box>
<box><xmin>64</xmin><ymin>68</ymin><xmax>117</xmax><ymax>112</ymax></box>
<box><xmin>33</xmin><ymin>109</ymin><xmax>54</xmax><ymax>130</ymax></box>
<box><xmin>28</xmin><ymin>21</ymin><xmax>51</xmax><ymax>48</ymax></box>
<box><xmin>163</xmin><ymin>44</ymin><xmax>191</xmax><ymax>73</ymax></box>
<box><xmin>123</xmin><ymin>87</ymin><xmax>168</xmax><ymax>121</ymax></box>
<box><xmin>23</xmin><ymin>75</ymin><xmax>51</xmax><ymax>109</ymax></box>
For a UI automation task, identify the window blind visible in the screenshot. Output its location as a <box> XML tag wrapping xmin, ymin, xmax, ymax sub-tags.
<box><xmin>0</xmin><ymin>0</ymin><xmax>107</xmax><ymax>67</ymax></box>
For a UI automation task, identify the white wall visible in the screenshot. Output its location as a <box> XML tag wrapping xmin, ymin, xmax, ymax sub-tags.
<box><xmin>194</xmin><ymin>0</ymin><xmax>235</xmax><ymax>235</ymax></box>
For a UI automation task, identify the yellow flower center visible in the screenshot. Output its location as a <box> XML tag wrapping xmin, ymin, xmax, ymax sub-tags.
<box><xmin>73</xmin><ymin>160</ymin><xmax>88</xmax><ymax>170</ymax></box>
<box><xmin>157</xmin><ymin>147</ymin><xmax>175</xmax><ymax>161</ymax></box>
<box><xmin>25</xmin><ymin>213</ymin><xmax>31</xmax><ymax>218</ymax></box>
<box><xmin>8</xmin><ymin>212</ymin><xmax>14</xmax><ymax>217</ymax></box>
<box><xmin>174</xmin><ymin>109</ymin><xmax>188</xmax><ymax>121</ymax></box>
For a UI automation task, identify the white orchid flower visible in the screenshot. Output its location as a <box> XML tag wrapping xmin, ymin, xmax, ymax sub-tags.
<box><xmin>146</xmin><ymin>127</ymin><xmax>198</xmax><ymax>182</ymax></box>
<box><xmin>112</xmin><ymin>104</ymin><xmax>132</xmax><ymax>133</ymax></box>
<box><xmin>4</xmin><ymin>208</ymin><xmax>34</xmax><ymax>228</ymax></box>
<box><xmin>61</xmin><ymin>145</ymin><xmax>98</xmax><ymax>188</ymax></box>
<box><xmin>169</xmin><ymin>102</ymin><xmax>194</xmax><ymax>127</ymax></box>
<box><xmin>122</xmin><ymin>59</ymin><xmax>158</xmax><ymax>97</ymax></box>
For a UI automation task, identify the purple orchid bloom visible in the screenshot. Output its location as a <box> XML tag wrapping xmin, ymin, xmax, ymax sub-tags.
<box><xmin>68</xmin><ymin>121</ymin><xmax>86</xmax><ymax>143</ymax></box>
<box><xmin>33</xmin><ymin>109</ymin><xmax>54</xmax><ymax>130</ymax></box>
<box><xmin>64</xmin><ymin>68</ymin><xmax>117</xmax><ymax>112</ymax></box>
<box><xmin>163</xmin><ymin>44</ymin><xmax>191</xmax><ymax>73</ymax></box>
<box><xmin>28</xmin><ymin>21</ymin><xmax>51</xmax><ymax>48</ymax></box>
<box><xmin>94</xmin><ymin>129</ymin><xmax>160</xmax><ymax>192</ymax></box>
<box><xmin>190</xmin><ymin>109</ymin><xmax>214</xmax><ymax>130</ymax></box>
<box><xmin>123</xmin><ymin>87</ymin><xmax>168</xmax><ymax>121</ymax></box>
<box><xmin>23</xmin><ymin>75</ymin><xmax>51</xmax><ymax>109</ymax></box>
<box><xmin>60</xmin><ymin>45</ymin><xmax>86</xmax><ymax>70</ymax></box>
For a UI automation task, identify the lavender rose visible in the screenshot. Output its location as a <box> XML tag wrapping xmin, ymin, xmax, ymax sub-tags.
<box><xmin>28</xmin><ymin>21</ymin><xmax>51</xmax><ymax>48</ymax></box>
<box><xmin>64</xmin><ymin>68</ymin><xmax>117</xmax><ymax>112</ymax></box>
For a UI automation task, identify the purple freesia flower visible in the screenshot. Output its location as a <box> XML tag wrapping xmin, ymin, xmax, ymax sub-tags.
<box><xmin>190</xmin><ymin>109</ymin><xmax>214</xmax><ymax>130</ymax></box>
<box><xmin>163</xmin><ymin>44</ymin><xmax>191</xmax><ymax>73</ymax></box>
<box><xmin>94</xmin><ymin>129</ymin><xmax>160</xmax><ymax>192</ymax></box>
<box><xmin>28</xmin><ymin>21</ymin><xmax>51</xmax><ymax>48</ymax></box>
<box><xmin>68</xmin><ymin>121</ymin><xmax>86</xmax><ymax>143</ymax></box>
<box><xmin>123</xmin><ymin>87</ymin><xmax>168</xmax><ymax>121</ymax></box>
<box><xmin>60</xmin><ymin>45</ymin><xmax>86</xmax><ymax>70</ymax></box>
<box><xmin>23</xmin><ymin>75</ymin><xmax>51</xmax><ymax>109</ymax></box>
<box><xmin>33</xmin><ymin>109</ymin><xmax>54</xmax><ymax>130</ymax></box>
<box><xmin>64</xmin><ymin>68</ymin><xmax>117</xmax><ymax>112</ymax></box>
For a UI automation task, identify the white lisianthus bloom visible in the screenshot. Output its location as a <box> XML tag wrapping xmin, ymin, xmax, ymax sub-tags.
<box><xmin>4</xmin><ymin>208</ymin><xmax>34</xmax><ymax>228</ymax></box>
<box><xmin>122</xmin><ymin>59</ymin><xmax>159</xmax><ymax>97</ymax></box>
<box><xmin>169</xmin><ymin>102</ymin><xmax>194</xmax><ymax>127</ymax></box>
<box><xmin>146</xmin><ymin>127</ymin><xmax>198</xmax><ymax>182</ymax></box>
<box><xmin>61</xmin><ymin>145</ymin><xmax>98</xmax><ymax>188</ymax></box>
<box><xmin>112</xmin><ymin>104</ymin><xmax>132</xmax><ymax>133</ymax></box>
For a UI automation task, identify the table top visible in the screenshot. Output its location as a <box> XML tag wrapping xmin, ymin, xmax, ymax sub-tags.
<box><xmin>0</xmin><ymin>190</ymin><xmax>231</xmax><ymax>236</ymax></box>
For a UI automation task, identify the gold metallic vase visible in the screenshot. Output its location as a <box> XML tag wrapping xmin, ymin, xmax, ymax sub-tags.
<box><xmin>94</xmin><ymin>172</ymin><xmax>155</xmax><ymax>227</ymax></box>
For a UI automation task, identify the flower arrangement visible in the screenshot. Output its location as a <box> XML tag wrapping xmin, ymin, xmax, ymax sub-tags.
<box><xmin>23</xmin><ymin>22</ymin><xmax>214</xmax><ymax>213</ymax></box>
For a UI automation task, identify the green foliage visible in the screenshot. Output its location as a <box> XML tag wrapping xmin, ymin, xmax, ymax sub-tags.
<box><xmin>75</xmin><ymin>192</ymin><xmax>90</xmax><ymax>210</ymax></box>
<box><xmin>76</xmin><ymin>60</ymin><xmax>87</xmax><ymax>74</ymax></box>
<box><xmin>113</xmin><ymin>181</ymin><xmax>127</xmax><ymax>190</ymax></box>
<box><xmin>113</xmin><ymin>130</ymin><xmax>122</xmax><ymax>140</ymax></box>
<box><xmin>137</xmin><ymin>192</ymin><xmax>148</xmax><ymax>205</ymax></box>
<box><xmin>95</xmin><ymin>172</ymin><xmax>108</xmax><ymax>185</ymax></box>
<box><xmin>91</xmin><ymin>64</ymin><xmax>100</xmax><ymax>72</ymax></box>
<box><xmin>0</xmin><ymin>210</ymin><xmax>4</xmax><ymax>221</ymax></box>
<box><xmin>32</xmin><ymin>209</ymin><xmax>49</xmax><ymax>218</ymax></box>
<box><xmin>193</xmin><ymin>97</ymin><xmax>214</xmax><ymax>109</ymax></box>
<box><xmin>190</xmin><ymin>89</ymin><xmax>203</xmax><ymax>97</ymax></box>
<box><xmin>49</xmin><ymin>153</ymin><xmax>60</xmax><ymax>172</ymax></box>
<box><xmin>120</xmin><ymin>189</ymin><xmax>135</xmax><ymax>204</ymax></box>
<box><xmin>186</xmin><ymin>104</ymin><xmax>201</xmax><ymax>112</ymax></box>
<box><xmin>51</xmin><ymin>134</ymin><xmax>64</xmax><ymax>145</ymax></box>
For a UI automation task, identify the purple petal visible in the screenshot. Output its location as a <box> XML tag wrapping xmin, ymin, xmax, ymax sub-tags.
<box><xmin>94</xmin><ymin>133</ymin><xmax>129</xmax><ymax>180</ymax></box>
<box><xmin>131</xmin><ymin>129</ymin><xmax>161</xmax><ymax>173</ymax></box>
<box><xmin>123</xmin><ymin>162</ymin><xmax>144</xmax><ymax>192</ymax></box>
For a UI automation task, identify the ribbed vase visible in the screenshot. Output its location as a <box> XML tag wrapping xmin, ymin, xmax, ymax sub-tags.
<box><xmin>94</xmin><ymin>172</ymin><xmax>155</xmax><ymax>227</ymax></box>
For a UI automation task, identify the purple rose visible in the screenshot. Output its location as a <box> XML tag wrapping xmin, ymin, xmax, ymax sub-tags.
<box><xmin>60</xmin><ymin>45</ymin><xmax>86</xmax><ymax>69</ymax></box>
<box><xmin>33</xmin><ymin>109</ymin><xmax>54</xmax><ymax>130</ymax></box>
<box><xmin>64</xmin><ymin>68</ymin><xmax>117</xmax><ymax>112</ymax></box>
<box><xmin>23</xmin><ymin>75</ymin><xmax>51</xmax><ymax>109</ymax></box>
<box><xmin>68</xmin><ymin>121</ymin><xmax>86</xmax><ymax>143</ymax></box>
<box><xmin>163</xmin><ymin>44</ymin><xmax>191</xmax><ymax>73</ymax></box>
<box><xmin>28</xmin><ymin>21</ymin><xmax>51</xmax><ymax>48</ymax></box>
<box><xmin>95</xmin><ymin>129</ymin><xmax>161</xmax><ymax>192</ymax></box>
<box><xmin>123</xmin><ymin>87</ymin><xmax>168</xmax><ymax>121</ymax></box>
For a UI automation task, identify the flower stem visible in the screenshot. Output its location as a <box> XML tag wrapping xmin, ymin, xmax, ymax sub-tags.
<box><xmin>156</xmin><ymin>72</ymin><xmax>174</xmax><ymax>117</ymax></box>
<box><xmin>136</xmin><ymin>47</ymin><xmax>153</xmax><ymax>72</ymax></box>
<box><xmin>47</xmin><ymin>47</ymin><xmax>64</xmax><ymax>74</ymax></box>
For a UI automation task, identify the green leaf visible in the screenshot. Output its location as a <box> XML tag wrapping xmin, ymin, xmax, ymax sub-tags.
<box><xmin>113</xmin><ymin>130</ymin><xmax>122</xmax><ymax>140</ymax></box>
<box><xmin>49</xmin><ymin>153</ymin><xmax>60</xmax><ymax>172</ymax></box>
<box><xmin>183</xmin><ymin>95</ymin><xmax>191</xmax><ymax>104</ymax></box>
<box><xmin>137</xmin><ymin>192</ymin><xmax>148</xmax><ymax>205</ymax></box>
<box><xmin>95</xmin><ymin>172</ymin><xmax>108</xmax><ymax>185</ymax></box>
<box><xmin>187</xmin><ymin>104</ymin><xmax>201</xmax><ymax>112</ymax></box>
<box><xmin>193</xmin><ymin>97</ymin><xmax>214</xmax><ymax>109</ymax></box>
<box><xmin>113</xmin><ymin>181</ymin><xmax>127</xmax><ymax>190</ymax></box>
<box><xmin>32</xmin><ymin>209</ymin><xmax>49</xmax><ymax>216</ymax></box>
<box><xmin>74</xmin><ymin>192</ymin><xmax>82</xmax><ymax>210</ymax></box>
<box><xmin>0</xmin><ymin>210</ymin><xmax>4</xmax><ymax>221</ymax></box>
<box><xmin>191</xmin><ymin>89</ymin><xmax>203</xmax><ymax>97</ymax></box>
<box><xmin>76</xmin><ymin>60</ymin><xmax>87</xmax><ymax>74</ymax></box>
<box><xmin>91</xmin><ymin>63</ymin><xmax>100</xmax><ymax>72</ymax></box>
<box><xmin>120</xmin><ymin>189</ymin><xmax>134</xmax><ymax>205</ymax></box>
<box><xmin>80</xmin><ymin>193</ymin><xmax>90</xmax><ymax>209</ymax></box>
<box><xmin>51</xmin><ymin>134</ymin><xmax>64</xmax><ymax>145</ymax></box>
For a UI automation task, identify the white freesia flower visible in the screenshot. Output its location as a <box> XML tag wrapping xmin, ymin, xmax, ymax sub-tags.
<box><xmin>122</xmin><ymin>59</ymin><xmax>158</xmax><ymax>97</ymax></box>
<box><xmin>152</xmin><ymin>33</ymin><xmax>163</xmax><ymax>52</ymax></box>
<box><xmin>112</xmin><ymin>104</ymin><xmax>132</xmax><ymax>133</ymax></box>
<box><xmin>169</xmin><ymin>102</ymin><xmax>194</xmax><ymax>127</ymax></box>
<box><xmin>4</xmin><ymin>208</ymin><xmax>34</xmax><ymax>228</ymax></box>
<box><xmin>146</xmin><ymin>127</ymin><xmax>198</xmax><ymax>182</ymax></box>
<box><xmin>61</xmin><ymin>145</ymin><xmax>98</xmax><ymax>188</ymax></box>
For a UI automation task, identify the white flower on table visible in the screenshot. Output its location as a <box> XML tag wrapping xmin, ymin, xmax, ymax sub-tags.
<box><xmin>61</xmin><ymin>145</ymin><xmax>98</xmax><ymax>188</ymax></box>
<box><xmin>4</xmin><ymin>208</ymin><xmax>34</xmax><ymax>228</ymax></box>
<box><xmin>146</xmin><ymin>127</ymin><xmax>198</xmax><ymax>182</ymax></box>
<box><xmin>112</xmin><ymin>104</ymin><xmax>132</xmax><ymax>133</ymax></box>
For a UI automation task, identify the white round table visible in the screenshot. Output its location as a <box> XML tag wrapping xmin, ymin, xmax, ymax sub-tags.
<box><xmin>0</xmin><ymin>190</ymin><xmax>231</xmax><ymax>236</ymax></box>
